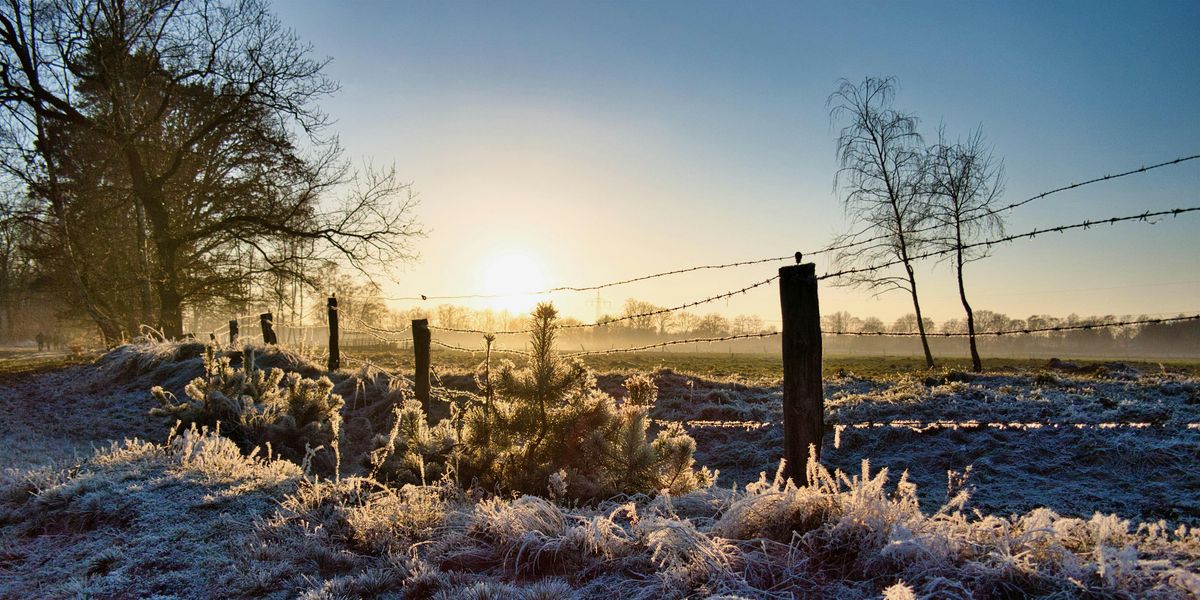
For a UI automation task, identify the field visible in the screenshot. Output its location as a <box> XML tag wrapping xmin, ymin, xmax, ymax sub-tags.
<box><xmin>1</xmin><ymin>343</ymin><xmax>1198</xmax><ymax>598</ymax></box>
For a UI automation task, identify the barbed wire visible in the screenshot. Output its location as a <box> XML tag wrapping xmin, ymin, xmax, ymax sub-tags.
<box><xmin>650</xmin><ymin>418</ymin><xmax>1200</xmax><ymax>431</ymax></box>
<box><xmin>430</xmin><ymin>338</ymin><xmax>533</xmax><ymax>357</ymax></box>
<box><xmin>340</xmin><ymin>325</ymin><xmax>410</xmax><ymax>347</ymax></box>
<box><xmin>425</xmin><ymin>274</ymin><xmax>781</xmax><ymax>336</ymax></box>
<box><xmin>822</xmin><ymin>314</ymin><xmax>1200</xmax><ymax>337</ymax></box>
<box><xmin>565</xmin><ymin>331</ymin><xmax>782</xmax><ymax>357</ymax></box>
<box><xmin>390</xmin><ymin>154</ymin><xmax>1195</xmax><ymax>305</ymax></box>
<box><xmin>826</xmin><ymin>154</ymin><xmax>1200</xmax><ymax>256</ymax></box>
<box><xmin>339</xmin><ymin>312</ymin><xmax>412</xmax><ymax>335</ymax></box>
<box><xmin>422</xmin><ymin>314</ymin><xmax>1198</xmax><ymax>359</ymax></box>
<box><xmin>819</xmin><ymin>206</ymin><xmax>1200</xmax><ymax>282</ymax></box>
<box><xmin>381</xmin><ymin>254</ymin><xmax>800</xmax><ymax>302</ymax></box>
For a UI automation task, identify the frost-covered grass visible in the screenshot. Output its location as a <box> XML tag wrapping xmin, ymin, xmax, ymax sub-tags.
<box><xmin>2</xmin><ymin>342</ymin><xmax>1198</xmax><ymax>597</ymax></box>
<box><xmin>2</xmin><ymin>427</ymin><xmax>1198</xmax><ymax>598</ymax></box>
<box><xmin>0</xmin><ymin>425</ymin><xmax>301</xmax><ymax>598</ymax></box>
<box><xmin>640</xmin><ymin>366</ymin><xmax>1200</xmax><ymax>525</ymax></box>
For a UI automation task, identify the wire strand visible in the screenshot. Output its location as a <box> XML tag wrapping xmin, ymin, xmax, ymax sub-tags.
<box><xmin>819</xmin><ymin>206</ymin><xmax>1200</xmax><ymax>282</ymax></box>
<box><xmin>826</xmin><ymin>154</ymin><xmax>1200</xmax><ymax>256</ymax></box>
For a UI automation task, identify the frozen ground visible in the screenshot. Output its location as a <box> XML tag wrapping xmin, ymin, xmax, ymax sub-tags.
<box><xmin>634</xmin><ymin>367</ymin><xmax>1200</xmax><ymax>525</ymax></box>
<box><xmin>1</xmin><ymin>343</ymin><xmax>1198</xmax><ymax>598</ymax></box>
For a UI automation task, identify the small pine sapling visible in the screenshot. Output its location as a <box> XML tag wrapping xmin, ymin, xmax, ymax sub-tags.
<box><xmin>365</xmin><ymin>400</ymin><xmax>457</xmax><ymax>486</ymax></box>
<box><xmin>457</xmin><ymin>303</ymin><xmax>712</xmax><ymax>499</ymax></box>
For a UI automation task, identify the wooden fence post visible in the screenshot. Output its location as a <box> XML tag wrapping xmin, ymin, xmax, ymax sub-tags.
<box><xmin>229</xmin><ymin>319</ymin><xmax>239</xmax><ymax>347</ymax></box>
<box><xmin>412</xmin><ymin>318</ymin><xmax>431</xmax><ymax>415</ymax></box>
<box><xmin>327</xmin><ymin>297</ymin><xmax>340</xmax><ymax>371</ymax></box>
<box><xmin>779</xmin><ymin>261</ymin><xmax>823</xmax><ymax>486</ymax></box>
<box><xmin>260</xmin><ymin>312</ymin><xmax>277</xmax><ymax>345</ymax></box>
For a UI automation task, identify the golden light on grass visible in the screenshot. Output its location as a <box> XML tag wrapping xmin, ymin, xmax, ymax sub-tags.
<box><xmin>480</xmin><ymin>249</ymin><xmax>547</xmax><ymax>313</ymax></box>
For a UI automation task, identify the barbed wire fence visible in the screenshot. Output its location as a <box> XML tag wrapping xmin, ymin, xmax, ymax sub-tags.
<box><xmin>188</xmin><ymin>155</ymin><xmax>1199</xmax><ymax>472</ymax></box>
<box><xmin>315</xmin><ymin>204</ymin><xmax>1198</xmax><ymax>360</ymax></box>
<box><xmin>204</xmin><ymin>155</ymin><xmax>1198</xmax><ymax>367</ymax></box>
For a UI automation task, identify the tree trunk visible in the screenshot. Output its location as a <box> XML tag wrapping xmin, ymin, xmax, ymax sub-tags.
<box><xmin>905</xmin><ymin>263</ymin><xmax>935</xmax><ymax>368</ymax></box>
<box><xmin>134</xmin><ymin>200</ymin><xmax>154</xmax><ymax>327</ymax></box>
<box><xmin>157</xmin><ymin>285</ymin><xmax>184</xmax><ymax>340</ymax></box>
<box><xmin>956</xmin><ymin>246</ymin><xmax>982</xmax><ymax>372</ymax></box>
<box><xmin>154</xmin><ymin>242</ymin><xmax>185</xmax><ymax>339</ymax></box>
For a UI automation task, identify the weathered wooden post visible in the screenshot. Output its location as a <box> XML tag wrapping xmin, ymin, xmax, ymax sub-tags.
<box><xmin>779</xmin><ymin>261</ymin><xmax>823</xmax><ymax>486</ymax></box>
<box><xmin>412</xmin><ymin>318</ymin><xmax>431</xmax><ymax>414</ymax></box>
<box><xmin>259</xmin><ymin>312</ymin><xmax>277</xmax><ymax>345</ymax></box>
<box><xmin>327</xmin><ymin>297</ymin><xmax>340</xmax><ymax>371</ymax></box>
<box><xmin>229</xmin><ymin>319</ymin><xmax>239</xmax><ymax>347</ymax></box>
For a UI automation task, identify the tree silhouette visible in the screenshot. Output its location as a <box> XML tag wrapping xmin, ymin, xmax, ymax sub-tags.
<box><xmin>828</xmin><ymin>76</ymin><xmax>936</xmax><ymax>367</ymax></box>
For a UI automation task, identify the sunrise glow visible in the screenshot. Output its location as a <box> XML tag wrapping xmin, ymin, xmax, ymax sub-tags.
<box><xmin>479</xmin><ymin>249</ymin><xmax>548</xmax><ymax>313</ymax></box>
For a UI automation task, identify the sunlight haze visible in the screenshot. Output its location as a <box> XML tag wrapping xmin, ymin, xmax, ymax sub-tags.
<box><xmin>274</xmin><ymin>0</ymin><xmax>1198</xmax><ymax>324</ymax></box>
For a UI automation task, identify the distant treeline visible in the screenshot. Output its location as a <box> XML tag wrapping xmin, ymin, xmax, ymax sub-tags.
<box><xmin>214</xmin><ymin>299</ymin><xmax>1198</xmax><ymax>360</ymax></box>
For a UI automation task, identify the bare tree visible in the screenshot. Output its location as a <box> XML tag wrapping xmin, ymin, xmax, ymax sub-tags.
<box><xmin>828</xmin><ymin>76</ymin><xmax>935</xmax><ymax>367</ymax></box>
<box><xmin>0</xmin><ymin>0</ymin><xmax>421</xmax><ymax>340</ymax></box>
<box><xmin>927</xmin><ymin>126</ymin><xmax>1005</xmax><ymax>372</ymax></box>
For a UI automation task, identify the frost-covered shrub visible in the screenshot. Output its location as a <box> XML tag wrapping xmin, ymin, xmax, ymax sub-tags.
<box><xmin>624</xmin><ymin>373</ymin><xmax>658</xmax><ymax>406</ymax></box>
<box><xmin>457</xmin><ymin>303</ymin><xmax>712</xmax><ymax>499</ymax></box>
<box><xmin>150</xmin><ymin>346</ymin><xmax>344</xmax><ymax>474</ymax></box>
<box><xmin>364</xmin><ymin>400</ymin><xmax>457</xmax><ymax>486</ymax></box>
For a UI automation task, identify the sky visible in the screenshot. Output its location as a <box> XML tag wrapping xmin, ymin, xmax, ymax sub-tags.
<box><xmin>273</xmin><ymin>0</ymin><xmax>1199</xmax><ymax>326</ymax></box>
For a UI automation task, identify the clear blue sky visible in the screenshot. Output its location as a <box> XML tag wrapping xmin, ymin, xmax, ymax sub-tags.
<box><xmin>274</xmin><ymin>0</ymin><xmax>1199</xmax><ymax>324</ymax></box>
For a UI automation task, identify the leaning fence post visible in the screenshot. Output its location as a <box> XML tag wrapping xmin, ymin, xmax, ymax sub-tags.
<box><xmin>260</xmin><ymin>312</ymin><xmax>277</xmax><ymax>345</ymax></box>
<box><xmin>412</xmin><ymin>318</ymin><xmax>431</xmax><ymax>415</ymax></box>
<box><xmin>327</xmin><ymin>297</ymin><xmax>340</xmax><ymax>371</ymax></box>
<box><xmin>229</xmin><ymin>319</ymin><xmax>239</xmax><ymax>347</ymax></box>
<box><xmin>779</xmin><ymin>261</ymin><xmax>823</xmax><ymax>486</ymax></box>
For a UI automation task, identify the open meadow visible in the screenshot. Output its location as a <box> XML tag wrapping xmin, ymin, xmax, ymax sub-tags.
<box><xmin>1</xmin><ymin>342</ymin><xmax>1198</xmax><ymax>598</ymax></box>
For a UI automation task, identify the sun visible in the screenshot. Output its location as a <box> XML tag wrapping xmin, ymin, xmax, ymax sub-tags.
<box><xmin>481</xmin><ymin>250</ymin><xmax>547</xmax><ymax>313</ymax></box>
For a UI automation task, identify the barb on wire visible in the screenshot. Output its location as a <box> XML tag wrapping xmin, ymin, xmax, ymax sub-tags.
<box><xmin>565</xmin><ymin>331</ymin><xmax>781</xmax><ymax>357</ymax></box>
<box><xmin>827</xmin><ymin>154</ymin><xmax>1200</xmax><ymax>256</ymax></box>
<box><xmin>823</xmin><ymin>314</ymin><xmax>1200</xmax><ymax>337</ymax></box>
<box><xmin>819</xmin><ymin>206</ymin><xmax>1200</xmax><ymax>282</ymax></box>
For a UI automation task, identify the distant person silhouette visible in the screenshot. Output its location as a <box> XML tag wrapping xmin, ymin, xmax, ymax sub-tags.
<box><xmin>36</xmin><ymin>332</ymin><xmax>45</xmax><ymax>352</ymax></box>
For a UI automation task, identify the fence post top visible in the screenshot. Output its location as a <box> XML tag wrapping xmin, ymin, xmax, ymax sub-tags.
<box><xmin>412</xmin><ymin>318</ymin><xmax>429</xmax><ymax>327</ymax></box>
<box><xmin>779</xmin><ymin>263</ymin><xmax>816</xmax><ymax>278</ymax></box>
